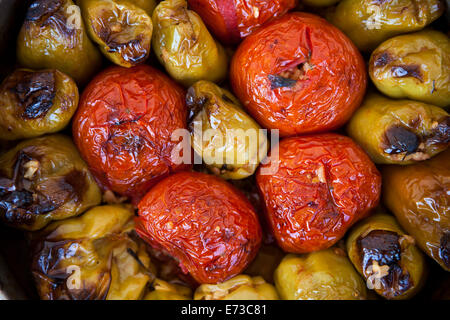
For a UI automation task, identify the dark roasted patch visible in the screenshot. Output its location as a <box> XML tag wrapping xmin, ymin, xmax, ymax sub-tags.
<box><xmin>0</xmin><ymin>151</ymin><xmax>58</xmax><ymax>226</ymax></box>
<box><xmin>31</xmin><ymin>240</ymin><xmax>111</xmax><ymax>300</ymax></box>
<box><xmin>384</xmin><ymin>126</ymin><xmax>419</xmax><ymax>155</ymax></box>
<box><xmin>373</xmin><ymin>52</ymin><xmax>393</xmax><ymax>67</ymax></box>
<box><xmin>268</xmin><ymin>74</ymin><xmax>297</xmax><ymax>90</ymax></box>
<box><xmin>440</xmin><ymin>231</ymin><xmax>450</xmax><ymax>268</ymax></box>
<box><xmin>13</xmin><ymin>70</ymin><xmax>56</xmax><ymax>119</ymax></box>
<box><xmin>105</xmin><ymin>131</ymin><xmax>144</xmax><ymax>158</ymax></box>
<box><xmin>58</xmin><ymin>170</ymin><xmax>87</xmax><ymax>204</ymax></box>
<box><xmin>186</xmin><ymin>87</ymin><xmax>208</xmax><ymax>123</ymax></box>
<box><xmin>391</xmin><ymin>65</ymin><xmax>423</xmax><ymax>82</ymax></box>
<box><xmin>97</xmin><ymin>23</ymin><xmax>147</xmax><ymax>64</ymax></box>
<box><xmin>107</xmin><ymin>39</ymin><xmax>148</xmax><ymax>63</ymax></box>
<box><xmin>357</xmin><ymin>230</ymin><xmax>412</xmax><ymax>297</ymax></box>
<box><xmin>26</xmin><ymin>0</ymin><xmax>62</xmax><ymax>21</ymax></box>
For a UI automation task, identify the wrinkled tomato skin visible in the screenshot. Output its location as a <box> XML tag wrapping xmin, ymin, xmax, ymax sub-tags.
<box><xmin>72</xmin><ymin>65</ymin><xmax>190</xmax><ymax>203</ymax></box>
<box><xmin>188</xmin><ymin>0</ymin><xmax>297</xmax><ymax>45</ymax></box>
<box><xmin>136</xmin><ymin>171</ymin><xmax>262</xmax><ymax>284</ymax></box>
<box><xmin>256</xmin><ymin>134</ymin><xmax>381</xmax><ymax>253</ymax></box>
<box><xmin>230</xmin><ymin>12</ymin><xmax>367</xmax><ymax>137</ymax></box>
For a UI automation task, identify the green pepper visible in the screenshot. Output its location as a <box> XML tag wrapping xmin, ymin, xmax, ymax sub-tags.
<box><xmin>79</xmin><ymin>0</ymin><xmax>153</xmax><ymax>67</ymax></box>
<box><xmin>370</xmin><ymin>30</ymin><xmax>450</xmax><ymax>108</ymax></box>
<box><xmin>0</xmin><ymin>135</ymin><xmax>102</xmax><ymax>231</ymax></box>
<box><xmin>17</xmin><ymin>0</ymin><xmax>102</xmax><ymax>85</ymax></box>
<box><xmin>274</xmin><ymin>248</ymin><xmax>367</xmax><ymax>300</ymax></box>
<box><xmin>0</xmin><ymin>69</ymin><xmax>78</xmax><ymax>140</ymax></box>
<box><xmin>347</xmin><ymin>93</ymin><xmax>449</xmax><ymax>164</ymax></box>
<box><xmin>382</xmin><ymin>149</ymin><xmax>450</xmax><ymax>271</ymax></box>
<box><xmin>152</xmin><ymin>0</ymin><xmax>228</xmax><ymax>87</ymax></box>
<box><xmin>326</xmin><ymin>0</ymin><xmax>444</xmax><ymax>52</ymax></box>
<box><xmin>194</xmin><ymin>275</ymin><xmax>279</xmax><ymax>300</ymax></box>
<box><xmin>31</xmin><ymin>204</ymin><xmax>155</xmax><ymax>299</ymax></box>
<box><xmin>347</xmin><ymin>211</ymin><xmax>427</xmax><ymax>300</ymax></box>
<box><xmin>187</xmin><ymin>80</ymin><xmax>268</xmax><ymax>180</ymax></box>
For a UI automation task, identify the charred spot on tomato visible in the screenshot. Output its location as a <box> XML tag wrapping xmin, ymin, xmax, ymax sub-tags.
<box><xmin>391</xmin><ymin>65</ymin><xmax>423</xmax><ymax>82</ymax></box>
<box><xmin>105</xmin><ymin>131</ymin><xmax>144</xmax><ymax>157</ymax></box>
<box><xmin>357</xmin><ymin>230</ymin><xmax>412</xmax><ymax>297</ymax></box>
<box><xmin>383</xmin><ymin>125</ymin><xmax>420</xmax><ymax>155</ymax></box>
<box><xmin>268</xmin><ymin>75</ymin><xmax>297</xmax><ymax>90</ymax></box>
<box><xmin>269</xmin><ymin>60</ymin><xmax>314</xmax><ymax>90</ymax></box>
<box><xmin>13</xmin><ymin>70</ymin><xmax>56</xmax><ymax>119</ymax></box>
<box><xmin>26</xmin><ymin>0</ymin><xmax>62</xmax><ymax>22</ymax></box>
<box><xmin>373</xmin><ymin>52</ymin><xmax>393</xmax><ymax>67</ymax></box>
<box><xmin>440</xmin><ymin>231</ymin><xmax>450</xmax><ymax>268</ymax></box>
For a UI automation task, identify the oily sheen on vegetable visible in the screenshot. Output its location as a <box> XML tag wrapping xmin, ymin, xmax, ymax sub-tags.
<box><xmin>136</xmin><ymin>171</ymin><xmax>262</xmax><ymax>284</ymax></box>
<box><xmin>230</xmin><ymin>12</ymin><xmax>367</xmax><ymax>137</ymax></box>
<box><xmin>72</xmin><ymin>65</ymin><xmax>190</xmax><ymax>203</ymax></box>
<box><xmin>187</xmin><ymin>0</ymin><xmax>297</xmax><ymax>44</ymax></box>
<box><xmin>257</xmin><ymin>133</ymin><xmax>381</xmax><ymax>253</ymax></box>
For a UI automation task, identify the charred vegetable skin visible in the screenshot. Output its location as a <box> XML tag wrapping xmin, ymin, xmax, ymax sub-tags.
<box><xmin>152</xmin><ymin>0</ymin><xmax>228</xmax><ymax>87</ymax></box>
<box><xmin>257</xmin><ymin>133</ymin><xmax>381</xmax><ymax>253</ymax></box>
<box><xmin>79</xmin><ymin>0</ymin><xmax>153</xmax><ymax>67</ymax></box>
<box><xmin>187</xmin><ymin>81</ymin><xmax>268</xmax><ymax>180</ymax></box>
<box><xmin>230</xmin><ymin>12</ymin><xmax>366</xmax><ymax>137</ymax></box>
<box><xmin>327</xmin><ymin>0</ymin><xmax>444</xmax><ymax>52</ymax></box>
<box><xmin>0</xmin><ymin>69</ymin><xmax>78</xmax><ymax>141</ymax></box>
<box><xmin>17</xmin><ymin>0</ymin><xmax>102</xmax><ymax>84</ymax></box>
<box><xmin>187</xmin><ymin>0</ymin><xmax>297</xmax><ymax>45</ymax></box>
<box><xmin>194</xmin><ymin>275</ymin><xmax>279</xmax><ymax>300</ymax></box>
<box><xmin>383</xmin><ymin>149</ymin><xmax>450</xmax><ymax>271</ymax></box>
<box><xmin>370</xmin><ymin>30</ymin><xmax>450</xmax><ymax>108</ymax></box>
<box><xmin>72</xmin><ymin>65</ymin><xmax>190</xmax><ymax>203</ymax></box>
<box><xmin>136</xmin><ymin>171</ymin><xmax>262</xmax><ymax>284</ymax></box>
<box><xmin>274</xmin><ymin>248</ymin><xmax>367</xmax><ymax>300</ymax></box>
<box><xmin>0</xmin><ymin>135</ymin><xmax>101</xmax><ymax>231</ymax></box>
<box><xmin>347</xmin><ymin>212</ymin><xmax>427</xmax><ymax>299</ymax></box>
<box><xmin>31</xmin><ymin>204</ymin><xmax>154</xmax><ymax>300</ymax></box>
<box><xmin>347</xmin><ymin>94</ymin><xmax>449</xmax><ymax>164</ymax></box>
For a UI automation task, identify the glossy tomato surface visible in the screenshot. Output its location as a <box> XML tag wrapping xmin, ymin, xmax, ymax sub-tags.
<box><xmin>188</xmin><ymin>0</ymin><xmax>297</xmax><ymax>44</ymax></box>
<box><xmin>72</xmin><ymin>65</ymin><xmax>190</xmax><ymax>203</ymax></box>
<box><xmin>230</xmin><ymin>12</ymin><xmax>367</xmax><ymax>137</ymax></box>
<box><xmin>256</xmin><ymin>133</ymin><xmax>381</xmax><ymax>253</ymax></box>
<box><xmin>136</xmin><ymin>171</ymin><xmax>262</xmax><ymax>284</ymax></box>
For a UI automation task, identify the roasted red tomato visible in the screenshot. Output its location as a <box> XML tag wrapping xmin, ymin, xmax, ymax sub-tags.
<box><xmin>230</xmin><ymin>12</ymin><xmax>367</xmax><ymax>137</ymax></box>
<box><xmin>256</xmin><ymin>133</ymin><xmax>381</xmax><ymax>253</ymax></box>
<box><xmin>136</xmin><ymin>171</ymin><xmax>262</xmax><ymax>284</ymax></box>
<box><xmin>72</xmin><ymin>65</ymin><xmax>190</xmax><ymax>203</ymax></box>
<box><xmin>188</xmin><ymin>0</ymin><xmax>297</xmax><ymax>45</ymax></box>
